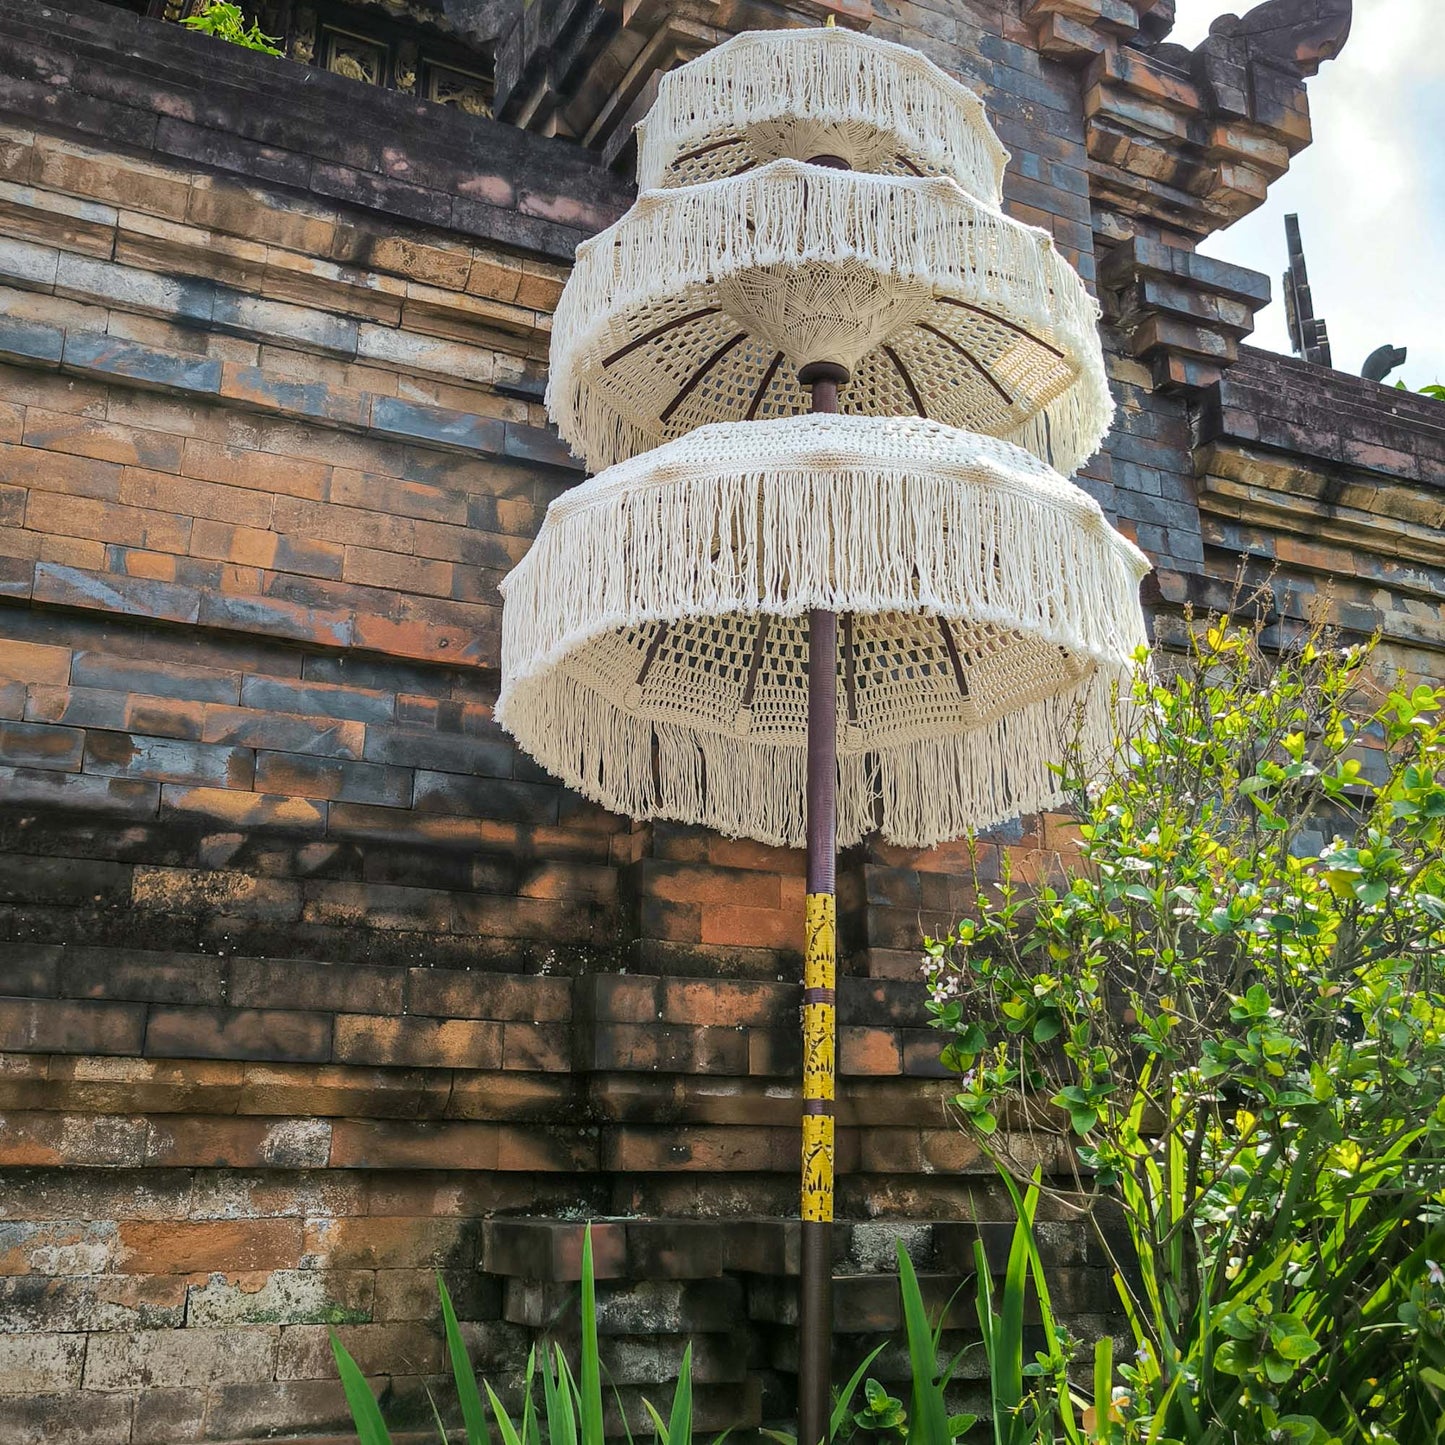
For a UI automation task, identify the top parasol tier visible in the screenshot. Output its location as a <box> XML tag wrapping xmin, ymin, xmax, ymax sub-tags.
<box><xmin>636</xmin><ymin>27</ymin><xmax>1009</xmax><ymax>209</ymax></box>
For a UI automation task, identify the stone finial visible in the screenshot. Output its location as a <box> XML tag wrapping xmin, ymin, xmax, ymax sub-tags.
<box><xmin>1282</xmin><ymin>212</ymin><xmax>1332</xmax><ymax>368</ymax></box>
<box><xmin>1203</xmin><ymin>0</ymin><xmax>1353</xmax><ymax>78</ymax></box>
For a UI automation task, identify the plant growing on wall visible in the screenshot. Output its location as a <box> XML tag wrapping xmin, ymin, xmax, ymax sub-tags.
<box><xmin>925</xmin><ymin>615</ymin><xmax>1445</xmax><ymax>1443</ymax></box>
<box><xmin>180</xmin><ymin>2</ymin><xmax>282</xmax><ymax>55</ymax></box>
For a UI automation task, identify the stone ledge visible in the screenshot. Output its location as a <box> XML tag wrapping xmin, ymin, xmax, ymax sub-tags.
<box><xmin>0</xmin><ymin>0</ymin><xmax>633</xmax><ymax>262</ymax></box>
<box><xmin>0</xmin><ymin>315</ymin><xmax>577</xmax><ymax>470</ymax></box>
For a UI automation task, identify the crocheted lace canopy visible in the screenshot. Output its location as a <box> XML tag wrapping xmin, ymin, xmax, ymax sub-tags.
<box><xmin>547</xmin><ymin>161</ymin><xmax>1113</xmax><ymax>477</ymax></box>
<box><xmin>636</xmin><ymin>27</ymin><xmax>1009</xmax><ymax>208</ymax></box>
<box><xmin>496</xmin><ymin>416</ymin><xmax>1149</xmax><ymax>849</ymax></box>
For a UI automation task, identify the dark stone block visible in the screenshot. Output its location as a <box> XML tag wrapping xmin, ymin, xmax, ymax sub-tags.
<box><xmin>59</xmin><ymin>944</ymin><xmax>228</xmax><ymax>1005</ymax></box>
<box><xmin>0</xmin><ymin>942</ymin><xmax>62</xmax><ymax>997</ymax></box>
<box><xmin>0</xmin><ymin>765</ymin><xmax>161</xmax><ymax>820</ymax></box>
<box><xmin>61</xmin><ymin>331</ymin><xmax>222</xmax><ymax>393</ymax></box>
<box><xmin>363</xmin><ymin>726</ymin><xmax>512</xmax><ymax>777</ymax></box>
<box><xmin>145</xmin><ymin>1004</ymin><xmax>333</xmax><ymax>1062</ymax></box>
<box><xmin>0</xmin><ymin>995</ymin><xmax>147</xmax><ymax>1054</ymax></box>
<box><xmin>503</xmin><ymin>422</ymin><xmax>581</xmax><ymax>471</ymax></box>
<box><xmin>33</xmin><ymin>565</ymin><xmax>202</xmax><ymax>626</ymax></box>
<box><xmin>152</xmin><ymin>116</ymin><xmax>313</xmax><ymax>189</ymax></box>
<box><xmin>0</xmin><ymin>315</ymin><xmax>64</xmax><ymax>366</ymax></box>
<box><xmin>83</xmin><ymin>732</ymin><xmax>254</xmax><ymax>790</ymax></box>
<box><xmin>310</xmin><ymin>163</ymin><xmax>452</xmax><ymax>229</ymax></box>
<box><xmin>411</xmin><ymin>770</ymin><xmax>559</xmax><ymax>824</ymax></box>
<box><xmin>370</xmin><ymin>397</ymin><xmax>506</xmax><ymax>455</ymax></box>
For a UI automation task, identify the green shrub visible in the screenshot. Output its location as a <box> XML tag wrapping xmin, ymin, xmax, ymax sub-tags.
<box><xmin>926</xmin><ymin>618</ymin><xmax>1445</xmax><ymax>1443</ymax></box>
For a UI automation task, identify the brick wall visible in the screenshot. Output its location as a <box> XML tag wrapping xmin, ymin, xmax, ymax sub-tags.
<box><xmin>0</xmin><ymin>1</ymin><xmax>1439</xmax><ymax>1442</ymax></box>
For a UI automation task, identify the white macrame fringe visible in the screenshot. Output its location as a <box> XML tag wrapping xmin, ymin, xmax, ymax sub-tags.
<box><xmin>636</xmin><ymin>27</ymin><xmax>1009</xmax><ymax>208</ymax></box>
<box><xmin>499</xmin><ymin>663</ymin><xmax>1127</xmax><ymax>850</ymax></box>
<box><xmin>546</xmin><ymin>161</ymin><xmax>1113</xmax><ymax>476</ymax></box>
<box><xmin>500</xmin><ymin>416</ymin><xmax>1149</xmax><ymax>689</ymax></box>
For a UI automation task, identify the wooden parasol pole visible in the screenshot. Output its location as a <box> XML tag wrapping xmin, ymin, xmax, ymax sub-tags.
<box><xmin>796</xmin><ymin>357</ymin><xmax>848</xmax><ymax>1445</ymax></box>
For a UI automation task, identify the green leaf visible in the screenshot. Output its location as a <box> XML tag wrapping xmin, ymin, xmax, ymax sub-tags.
<box><xmin>831</xmin><ymin>1343</ymin><xmax>887</xmax><ymax>1443</ymax></box>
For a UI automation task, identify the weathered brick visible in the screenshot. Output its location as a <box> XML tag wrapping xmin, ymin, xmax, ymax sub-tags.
<box><xmin>83</xmin><ymin>732</ymin><xmax>253</xmax><ymax>788</ymax></box>
<box><xmin>0</xmin><ymin>997</ymin><xmax>146</xmax><ymax>1055</ymax></box>
<box><xmin>32</xmin><ymin>563</ymin><xmax>202</xmax><ymax>624</ymax></box>
<box><xmin>0</xmin><ymin>1272</ymin><xmax>188</xmax><ymax>1333</ymax></box>
<box><xmin>0</xmin><ymin>1331</ymin><xmax>86</xmax><ymax>1394</ymax></box>
<box><xmin>0</xmin><ymin>718</ymin><xmax>83</xmax><ymax>770</ymax></box>
<box><xmin>270</xmin><ymin>494</ymin><xmax>412</xmax><ymax>552</ymax></box>
<box><xmin>129</xmin><ymin>866</ymin><xmax>300</xmax><ymax>924</ymax></box>
<box><xmin>199</xmin><ymin>703</ymin><xmax>364</xmax><ymax>758</ymax></box>
<box><xmin>332</xmin><ymin>1014</ymin><xmax>502</xmax><ymax>1069</ymax></box>
<box><xmin>580</xmin><ymin>1023</ymin><xmax>749</xmax><ymax>1075</ymax></box>
<box><xmin>230</xmin><ymin>956</ymin><xmax>403</xmax><ymax>1015</ymax></box>
<box><xmin>22</xmin><ymin>406</ymin><xmax>185</xmax><ymax>471</ymax></box>
<box><xmin>83</xmin><ymin>1326</ymin><xmax>278</xmax><ymax>1391</ymax></box>
<box><xmin>58</xmin><ymin>945</ymin><xmax>226</xmax><ymax>1005</ymax></box>
<box><xmin>372</xmin><ymin>1267</ymin><xmax>497</xmax><ymax>1323</ymax></box>
<box><xmin>0</xmin><ymin>1112</ymin><xmax>147</xmax><ymax>1168</ymax></box>
<box><xmin>69</xmin><ymin>651</ymin><xmax>240</xmax><ymax>703</ymax></box>
<box><xmin>189</xmin><ymin>518</ymin><xmax>345</xmax><ymax>578</ymax></box>
<box><xmin>406</xmin><ymin>969</ymin><xmax>570</xmax><ymax>1022</ymax></box>
<box><xmin>0</xmin><ymin>1390</ymin><xmax>135</xmax><ymax>1443</ymax></box>
<box><xmin>239</xmin><ymin>673</ymin><xmax>394</xmax><ymax>723</ymax></box>
<box><xmin>277</xmin><ymin>1319</ymin><xmax>442</xmax><ymax>1380</ymax></box>
<box><xmin>0</xmin><ymin>637</ymin><xmax>71</xmax><ymax>685</ymax></box>
<box><xmin>131</xmin><ymin>1389</ymin><xmax>207</xmax><ymax>1445</ymax></box>
<box><xmin>185</xmin><ymin>1268</ymin><xmax>374</xmax><ymax>1328</ymax></box>
<box><xmin>119</xmin><ymin>465</ymin><xmax>276</xmax><ymax>529</ymax></box>
<box><xmin>253</xmin><ymin>750</ymin><xmax>411</xmax><ymax>806</ymax></box>
<box><xmin>302</xmin><ymin>1215</ymin><xmax>477</xmax><ymax>1270</ymax></box>
<box><xmin>0</xmin><ymin>942</ymin><xmax>61</xmax><ymax>996</ymax></box>
<box><xmin>236</xmin><ymin>1062</ymin><xmax>448</xmax><ymax>1120</ymax></box>
<box><xmin>118</xmin><ymin>1218</ymin><xmax>303</xmax><ymax>1274</ymax></box>
<box><xmin>0</xmin><ymin>765</ymin><xmax>160</xmax><ymax>818</ymax></box>
<box><xmin>144</xmin><ymin>1006</ymin><xmax>331</xmax><ymax>1062</ymax></box>
<box><xmin>25</xmin><ymin>682</ymin><xmax>206</xmax><ymax>739</ymax></box>
<box><xmin>144</xmin><ymin>1115</ymin><xmax>332</xmax><ymax>1169</ymax></box>
<box><xmin>159</xmin><ymin>784</ymin><xmax>327</xmax><ymax>835</ymax></box>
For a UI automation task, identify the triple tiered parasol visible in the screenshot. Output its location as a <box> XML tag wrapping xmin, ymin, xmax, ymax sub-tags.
<box><xmin>498</xmin><ymin>26</ymin><xmax>1148</xmax><ymax>1443</ymax></box>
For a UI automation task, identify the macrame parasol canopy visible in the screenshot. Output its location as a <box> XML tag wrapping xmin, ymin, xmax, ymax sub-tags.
<box><xmin>497</xmin><ymin>415</ymin><xmax>1150</xmax><ymax>849</ymax></box>
<box><xmin>547</xmin><ymin>161</ymin><xmax>1112</xmax><ymax>478</ymax></box>
<box><xmin>636</xmin><ymin>26</ymin><xmax>1010</xmax><ymax>206</ymax></box>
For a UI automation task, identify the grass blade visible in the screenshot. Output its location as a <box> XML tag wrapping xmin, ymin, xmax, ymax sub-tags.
<box><xmin>486</xmin><ymin>1379</ymin><xmax>526</xmax><ymax>1445</ymax></box>
<box><xmin>897</xmin><ymin>1239</ymin><xmax>952</xmax><ymax>1445</ymax></box>
<box><xmin>665</xmin><ymin>1345</ymin><xmax>693</xmax><ymax>1445</ymax></box>
<box><xmin>580</xmin><ymin>1226</ymin><xmax>606</xmax><ymax>1445</ymax></box>
<box><xmin>330</xmin><ymin>1332</ymin><xmax>394</xmax><ymax>1445</ymax></box>
<box><xmin>642</xmin><ymin>1399</ymin><xmax>670</xmax><ymax>1442</ymax></box>
<box><xmin>439</xmin><ymin>1272</ymin><xmax>492</xmax><ymax>1445</ymax></box>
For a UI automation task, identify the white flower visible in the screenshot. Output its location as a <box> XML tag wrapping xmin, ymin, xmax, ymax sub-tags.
<box><xmin>1427</xmin><ymin>1259</ymin><xmax>1444</xmax><ymax>1286</ymax></box>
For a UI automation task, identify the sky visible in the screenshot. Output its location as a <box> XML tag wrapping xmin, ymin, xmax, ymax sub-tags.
<box><xmin>1169</xmin><ymin>0</ymin><xmax>1444</xmax><ymax>388</ymax></box>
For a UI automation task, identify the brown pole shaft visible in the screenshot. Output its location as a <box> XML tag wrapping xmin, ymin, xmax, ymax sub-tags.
<box><xmin>797</xmin><ymin>360</ymin><xmax>846</xmax><ymax>1445</ymax></box>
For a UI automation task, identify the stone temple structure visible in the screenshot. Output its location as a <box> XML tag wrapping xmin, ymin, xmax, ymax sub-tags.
<box><xmin>0</xmin><ymin>0</ymin><xmax>1439</xmax><ymax>1440</ymax></box>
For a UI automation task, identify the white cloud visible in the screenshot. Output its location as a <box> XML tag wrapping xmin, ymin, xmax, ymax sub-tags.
<box><xmin>1162</xmin><ymin>1</ymin><xmax>1444</xmax><ymax>388</ymax></box>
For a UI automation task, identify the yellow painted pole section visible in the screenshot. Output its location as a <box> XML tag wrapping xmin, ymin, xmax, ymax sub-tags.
<box><xmin>801</xmin><ymin>891</ymin><xmax>836</xmax><ymax>1224</ymax></box>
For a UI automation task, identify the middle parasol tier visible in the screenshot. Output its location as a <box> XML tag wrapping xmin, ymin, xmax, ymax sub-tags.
<box><xmin>547</xmin><ymin>160</ymin><xmax>1114</xmax><ymax>478</ymax></box>
<box><xmin>497</xmin><ymin>414</ymin><xmax>1149</xmax><ymax>850</ymax></box>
